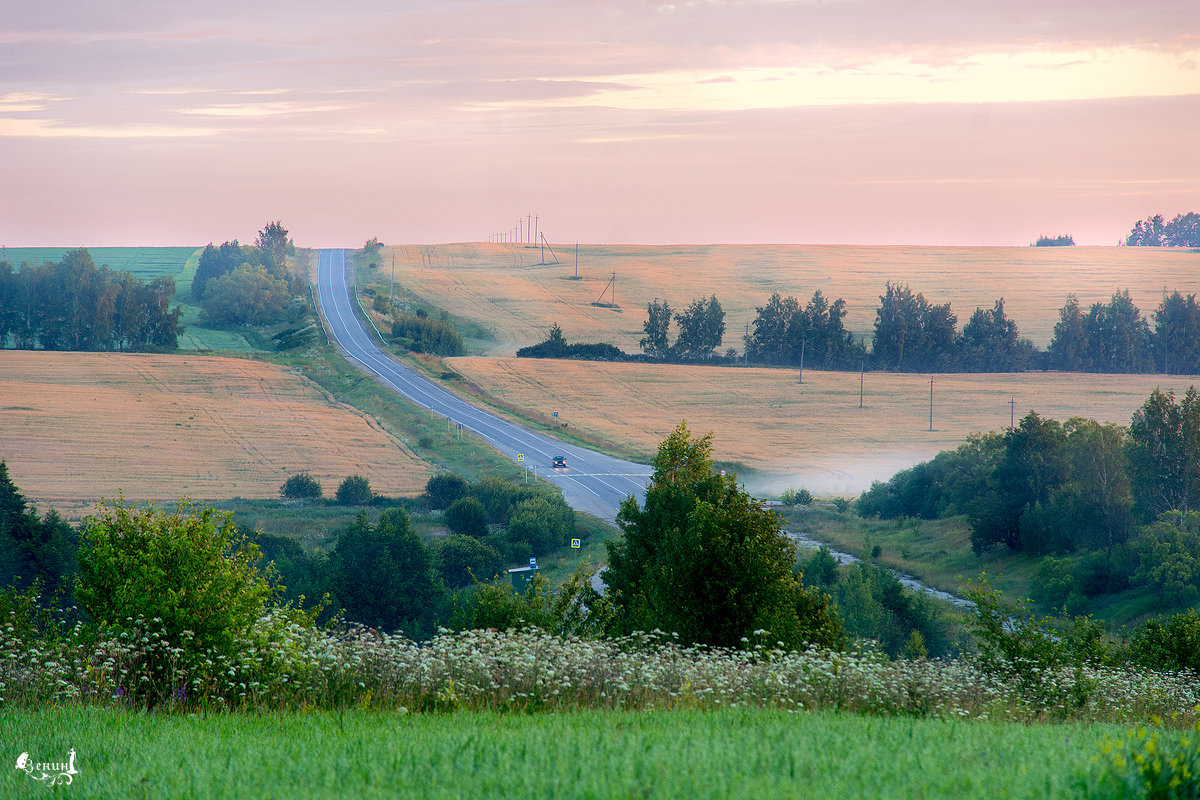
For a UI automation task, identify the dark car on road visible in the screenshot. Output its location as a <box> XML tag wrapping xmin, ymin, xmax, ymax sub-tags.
<box><xmin>552</xmin><ymin>455</ymin><xmax>567</xmax><ymax>469</ymax></box>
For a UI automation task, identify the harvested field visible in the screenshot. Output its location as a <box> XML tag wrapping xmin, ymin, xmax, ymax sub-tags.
<box><xmin>375</xmin><ymin>243</ymin><xmax>1200</xmax><ymax>355</ymax></box>
<box><xmin>447</xmin><ymin>356</ymin><xmax>1198</xmax><ymax>496</ymax></box>
<box><xmin>0</xmin><ymin>351</ymin><xmax>430</xmax><ymax>514</ymax></box>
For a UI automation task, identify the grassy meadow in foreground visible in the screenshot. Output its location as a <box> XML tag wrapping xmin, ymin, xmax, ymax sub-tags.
<box><xmin>375</xmin><ymin>243</ymin><xmax>1200</xmax><ymax>355</ymax></box>
<box><xmin>444</xmin><ymin>358</ymin><xmax>1198</xmax><ymax>494</ymax></box>
<box><xmin>0</xmin><ymin>350</ymin><xmax>430</xmax><ymax>515</ymax></box>
<box><xmin>0</xmin><ymin>706</ymin><xmax>1117</xmax><ymax>799</ymax></box>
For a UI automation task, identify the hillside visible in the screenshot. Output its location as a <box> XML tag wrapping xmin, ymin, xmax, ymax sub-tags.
<box><xmin>371</xmin><ymin>243</ymin><xmax>1200</xmax><ymax>355</ymax></box>
<box><xmin>443</xmin><ymin>357</ymin><xmax>1197</xmax><ymax>496</ymax></box>
<box><xmin>0</xmin><ymin>351</ymin><xmax>430</xmax><ymax>514</ymax></box>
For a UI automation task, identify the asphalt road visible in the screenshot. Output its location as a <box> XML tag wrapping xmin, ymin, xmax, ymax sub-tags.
<box><xmin>315</xmin><ymin>248</ymin><xmax>650</xmax><ymax>523</ymax></box>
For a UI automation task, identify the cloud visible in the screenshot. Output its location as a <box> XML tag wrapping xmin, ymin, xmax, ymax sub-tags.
<box><xmin>175</xmin><ymin>101</ymin><xmax>352</xmax><ymax>118</ymax></box>
<box><xmin>0</xmin><ymin>118</ymin><xmax>219</xmax><ymax>138</ymax></box>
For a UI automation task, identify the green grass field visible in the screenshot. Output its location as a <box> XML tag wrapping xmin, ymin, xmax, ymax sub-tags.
<box><xmin>0</xmin><ymin>706</ymin><xmax>1119</xmax><ymax>799</ymax></box>
<box><xmin>1</xmin><ymin>246</ymin><xmax>199</xmax><ymax>281</ymax></box>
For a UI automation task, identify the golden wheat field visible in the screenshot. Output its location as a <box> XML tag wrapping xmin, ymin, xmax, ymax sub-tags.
<box><xmin>0</xmin><ymin>351</ymin><xmax>429</xmax><ymax>514</ymax></box>
<box><xmin>447</xmin><ymin>356</ymin><xmax>1198</xmax><ymax>496</ymax></box>
<box><xmin>375</xmin><ymin>243</ymin><xmax>1200</xmax><ymax>355</ymax></box>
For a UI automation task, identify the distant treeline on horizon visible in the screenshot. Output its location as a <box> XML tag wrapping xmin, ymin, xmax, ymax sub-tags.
<box><xmin>521</xmin><ymin>283</ymin><xmax>1200</xmax><ymax>376</ymax></box>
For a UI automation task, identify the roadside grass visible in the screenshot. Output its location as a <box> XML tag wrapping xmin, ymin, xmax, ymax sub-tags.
<box><xmin>267</xmin><ymin>343</ymin><xmax>524</xmax><ymax>487</ymax></box>
<box><xmin>0</xmin><ymin>706</ymin><xmax>1120</xmax><ymax>800</ymax></box>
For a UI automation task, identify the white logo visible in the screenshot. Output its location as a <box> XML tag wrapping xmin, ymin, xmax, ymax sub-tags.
<box><xmin>15</xmin><ymin>748</ymin><xmax>78</xmax><ymax>787</ymax></box>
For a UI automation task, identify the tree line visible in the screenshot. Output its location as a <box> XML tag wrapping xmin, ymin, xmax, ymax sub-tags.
<box><xmin>1125</xmin><ymin>212</ymin><xmax>1200</xmax><ymax>247</ymax></box>
<box><xmin>858</xmin><ymin>386</ymin><xmax>1200</xmax><ymax>612</ymax></box>
<box><xmin>0</xmin><ymin>249</ymin><xmax>183</xmax><ymax>351</ymax></box>
<box><xmin>191</xmin><ymin>221</ymin><xmax>300</xmax><ymax>327</ymax></box>
<box><xmin>519</xmin><ymin>283</ymin><xmax>1200</xmax><ymax>375</ymax></box>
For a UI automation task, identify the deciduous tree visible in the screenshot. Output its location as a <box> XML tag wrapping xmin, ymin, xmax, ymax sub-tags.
<box><xmin>605</xmin><ymin>422</ymin><xmax>845</xmax><ymax>650</ymax></box>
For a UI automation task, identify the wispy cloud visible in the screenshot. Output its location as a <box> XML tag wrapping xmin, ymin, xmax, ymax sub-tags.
<box><xmin>0</xmin><ymin>118</ymin><xmax>219</xmax><ymax>138</ymax></box>
<box><xmin>175</xmin><ymin>101</ymin><xmax>352</xmax><ymax>118</ymax></box>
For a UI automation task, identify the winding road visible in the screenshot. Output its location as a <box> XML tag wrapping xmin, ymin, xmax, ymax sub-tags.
<box><xmin>315</xmin><ymin>248</ymin><xmax>650</xmax><ymax>523</ymax></box>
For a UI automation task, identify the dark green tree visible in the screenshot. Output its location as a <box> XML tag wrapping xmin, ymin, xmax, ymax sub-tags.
<box><xmin>445</xmin><ymin>496</ymin><xmax>488</xmax><ymax>538</ymax></box>
<box><xmin>1132</xmin><ymin>511</ymin><xmax>1200</xmax><ymax>606</ymax></box>
<box><xmin>871</xmin><ymin>282</ymin><xmax>957</xmax><ymax>371</ymax></box>
<box><xmin>673</xmin><ymin>296</ymin><xmax>725</xmax><ymax>360</ymax></box>
<box><xmin>435</xmin><ymin>534</ymin><xmax>503</xmax><ymax>588</ymax></box>
<box><xmin>280</xmin><ymin>471</ymin><xmax>322</xmax><ymax>500</ymax></box>
<box><xmin>424</xmin><ymin>473</ymin><xmax>469</xmax><ymax>510</ymax></box>
<box><xmin>969</xmin><ymin>412</ymin><xmax>1068</xmax><ymax>553</ymax></box>
<box><xmin>1126</xmin><ymin>387</ymin><xmax>1200</xmax><ymax>519</ymax></box>
<box><xmin>957</xmin><ymin>299</ymin><xmax>1035</xmax><ymax>372</ymax></box>
<box><xmin>1126</xmin><ymin>214</ymin><xmax>1167</xmax><ymax>246</ymax></box>
<box><xmin>326</xmin><ymin>509</ymin><xmax>444</xmax><ymax>636</ymax></box>
<box><xmin>605</xmin><ymin>422</ymin><xmax>845</xmax><ymax>650</ymax></box>
<box><xmin>747</xmin><ymin>293</ymin><xmax>800</xmax><ymax>364</ymax></box>
<box><xmin>640</xmin><ymin>298</ymin><xmax>673</xmax><ymax>358</ymax></box>
<box><xmin>255</xmin><ymin>220</ymin><xmax>295</xmax><ymax>267</ymax></box>
<box><xmin>1048</xmin><ymin>295</ymin><xmax>1090</xmax><ymax>370</ymax></box>
<box><xmin>200</xmin><ymin>263</ymin><xmax>291</xmax><ymax>326</ymax></box>
<box><xmin>1153</xmin><ymin>291</ymin><xmax>1200</xmax><ymax>375</ymax></box>
<box><xmin>506</xmin><ymin>495</ymin><xmax>575</xmax><ymax>554</ymax></box>
<box><xmin>0</xmin><ymin>462</ymin><xmax>78</xmax><ymax>597</ymax></box>
<box><xmin>1083</xmin><ymin>290</ymin><xmax>1153</xmax><ymax>373</ymax></box>
<box><xmin>335</xmin><ymin>474</ymin><xmax>373</xmax><ymax>506</ymax></box>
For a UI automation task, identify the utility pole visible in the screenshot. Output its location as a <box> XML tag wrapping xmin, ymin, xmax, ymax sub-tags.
<box><xmin>534</xmin><ymin>215</ymin><xmax>539</xmax><ymax>247</ymax></box>
<box><xmin>929</xmin><ymin>379</ymin><xmax>934</xmax><ymax>432</ymax></box>
<box><xmin>519</xmin><ymin>219</ymin><xmax>523</xmax><ymax>244</ymax></box>
<box><xmin>859</xmin><ymin>360</ymin><xmax>864</xmax><ymax>408</ymax></box>
<box><xmin>1010</xmin><ymin>396</ymin><xmax>1015</xmax><ymax>431</ymax></box>
<box><xmin>527</xmin><ymin>214</ymin><xmax>531</xmax><ymax>245</ymax></box>
<box><xmin>798</xmin><ymin>337</ymin><xmax>805</xmax><ymax>384</ymax></box>
<box><xmin>574</xmin><ymin>242</ymin><xmax>579</xmax><ymax>277</ymax></box>
<box><xmin>744</xmin><ymin>323</ymin><xmax>749</xmax><ymax>366</ymax></box>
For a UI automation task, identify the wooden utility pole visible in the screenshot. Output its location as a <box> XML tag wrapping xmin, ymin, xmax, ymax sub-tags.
<box><xmin>929</xmin><ymin>379</ymin><xmax>934</xmax><ymax>432</ymax></box>
<box><xmin>859</xmin><ymin>360</ymin><xmax>864</xmax><ymax>408</ymax></box>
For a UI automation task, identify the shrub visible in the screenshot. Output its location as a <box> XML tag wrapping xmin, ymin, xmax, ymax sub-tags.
<box><xmin>326</xmin><ymin>510</ymin><xmax>444</xmax><ymax>637</ymax></box>
<box><xmin>795</xmin><ymin>489</ymin><xmax>814</xmax><ymax>506</ymax></box>
<box><xmin>75</xmin><ymin>502</ymin><xmax>277</xmax><ymax>705</ymax></box>
<box><xmin>445</xmin><ymin>497</ymin><xmax>488</xmax><ymax>538</ymax></box>
<box><xmin>832</xmin><ymin>497</ymin><xmax>852</xmax><ymax>513</ymax></box>
<box><xmin>967</xmin><ymin>579</ymin><xmax>1110</xmax><ymax>709</ymax></box>
<box><xmin>436</xmin><ymin>535</ymin><xmax>504</xmax><ymax>588</ymax></box>
<box><xmin>391</xmin><ymin>313</ymin><xmax>464</xmax><ymax>356</ymax></box>
<box><xmin>280</xmin><ymin>472</ymin><xmax>322</xmax><ymax>500</ymax></box>
<box><xmin>424</xmin><ymin>473</ymin><xmax>468</xmax><ymax>510</ymax></box>
<box><xmin>505</xmin><ymin>495</ymin><xmax>575</xmax><ymax>554</ymax></box>
<box><xmin>1129</xmin><ymin>610</ymin><xmax>1200</xmax><ymax>673</ymax></box>
<box><xmin>335</xmin><ymin>474</ymin><xmax>373</xmax><ymax>506</ymax></box>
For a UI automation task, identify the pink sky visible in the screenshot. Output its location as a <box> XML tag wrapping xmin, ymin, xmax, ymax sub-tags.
<box><xmin>1</xmin><ymin>0</ymin><xmax>1197</xmax><ymax>247</ymax></box>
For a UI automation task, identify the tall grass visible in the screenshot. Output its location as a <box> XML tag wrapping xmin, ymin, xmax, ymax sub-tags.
<box><xmin>0</xmin><ymin>705</ymin><xmax>1128</xmax><ymax>799</ymax></box>
<box><xmin>3</xmin><ymin>615</ymin><xmax>1196</xmax><ymax>725</ymax></box>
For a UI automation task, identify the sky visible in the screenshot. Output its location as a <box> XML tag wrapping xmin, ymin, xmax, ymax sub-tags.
<box><xmin>1</xmin><ymin>0</ymin><xmax>1198</xmax><ymax>247</ymax></box>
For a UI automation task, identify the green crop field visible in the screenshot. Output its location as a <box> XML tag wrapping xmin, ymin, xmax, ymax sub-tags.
<box><xmin>0</xmin><ymin>706</ymin><xmax>1123</xmax><ymax>799</ymax></box>
<box><xmin>1</xmin><ymin>246</ymin><xmax>200</xmax><ymax>281</ymax></box>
